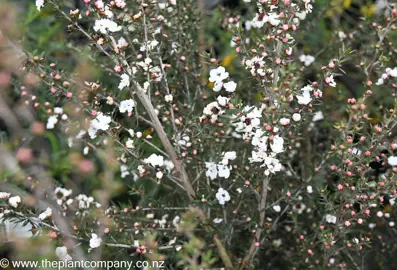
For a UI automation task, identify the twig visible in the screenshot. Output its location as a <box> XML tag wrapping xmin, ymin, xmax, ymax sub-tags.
<box><xmin>214</xmin><ymin>236</ymin><xmax>234</xmax><ymax>269</ymax></box>
<box><xmin>240</xmin><ymin>176</ymin><xmax>270</xmax><ymax>269</ymax></box>
<box><xmin>131</xmin><ymin>84</ymin><xmax>196</xmax><ymax>200</ymax></box>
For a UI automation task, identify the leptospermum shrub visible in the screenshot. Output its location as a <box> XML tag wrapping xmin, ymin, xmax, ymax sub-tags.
<box><xmin>1</xmin><ymin>0</ymin><xmax>397</xmax><ymax>268</ymax></box>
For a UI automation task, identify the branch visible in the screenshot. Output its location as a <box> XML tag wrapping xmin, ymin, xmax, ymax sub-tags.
<box><xmin>214</xmin><ymin>236</ymin><xmax>234</xmax><ymax>269</ymax></box>
<box><xmin>240</xmin><ymin>176</ymin><xmax>270</xmax><ymax>269</ymax></box>
<box><xmin>131</xmin><ymin>84</ymin><xmax>196</xmax><ymax>200</ymax></box>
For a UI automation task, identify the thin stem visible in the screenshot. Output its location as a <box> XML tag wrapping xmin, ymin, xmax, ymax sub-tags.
<box><xmin>240</xmin><ymin>176</ymin><xmax>270</xmax><ymax>269</ymax></box>
<box><xmin>131</xmin><ymin>84</ymin><xmax>196</xmax><ymax>200</ymax></box>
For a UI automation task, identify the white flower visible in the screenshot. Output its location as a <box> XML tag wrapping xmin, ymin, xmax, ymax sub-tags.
<box><xmin>119</xmin><ymin>99</ymin><xmax>135</xmax><ymax>113</ymax></box>
<box><xmin>8</xmin><ymin>196</ymin><xmax>21</xmax><ymax>208</ymax></box>
<box><xmin>93</xmin><ymin>19</ymin><xmax>122</xmax><ymax>34</ymax></box>
<box><xmin>125</xmin><ymin>139</ymin><xmax>134</xmax><ymax>149</ymax></box>
<box><xmin>312</xmin><ymin>111</ymin><xmax>324</xmax><ymax>122</ymax></box>
<box><xmin>55</xmin><ymin>187</ymin><xmax>72</xmax><ymax>199</ymax></box>
<box><xmin>170</xmin><ymin>0</ymin><xmax>176</xmax><ymax>5</ymax></box>
<box><xmin>376</xmin><ymin>77</ymin><xmax>384</xmax><ymax>85</ymax></box>
<box><xmin>213</xmin><ymin>218</ymin><xmax>223</xmax><ymax>224</ymax></box>
<box><xmin>156</xmin><ymin>171</ymin><xmax>164</xmax><ymax>179</ymax></box>
<box><xmin>304</xmin><ymin>0</ymin><xmax>313</xmax><ymax>12</ymax></box>
<box><xmin>95</xmin><ymin>0</ymin><xmax>104</xmax><ymax>10</ymax></box>
<box><xmin>272</xmin><ymin>205</ymin><xmax>281</xmax><ymax>212</ymax></box>
<box><xmin>307</xmin><ymin>186</ymin><xmax>313</xmax><ymax>193</ymax></box>
<box><xmin>54</xmin><ymin>107</ymin><xmax>63</xmax><ymax>114</ymax></box>
<box><xmin>216</xmin><ymin>188</ymin><xmax>230</xmax><ymax>205</ymax></box>
<box><xmin>213</xmin><ymin>81</ymin><xmax>223</xmax><ymax>92</ymax></box>
<box><xmin>296</xmin><ymin>85</ymin><xmax>312</xmax><ymax>105</ymax></box>
<box><xmin>117</xmin><ymin>37</ymin><xmax>128</xmax><ymax>47</ymax></box>
<box><xmin>390</xmin><ymin>198</ymin><xmax>395</xmax><ymax>206</ymax></box>
<box><xmin>202</xmin><ymin>101</ymin><xmax>223</xmax><ymax>120</ymax></box>
<box><xmin>224</xmin><ymin>81</ymin><xmax>237</xmax><ymax>92</ymax></box>
<box><xmin>36</xmin><ymin>0</ymin><xmax>45</xmax><ymax>11</ymax></box>
<box><xmin>293</xmin><ymin>203</ymin><xmax>306</xmax><ymax>214</ymax></box>
<box><xmin>165</xmin><ymin>94</ymin><xmax>173</xmax><ymax>103</ymax></box>
<box><xmin>205</xmin><ymin>162</ymin><xmax>218</xmax><ymax>180</ymax></box>
<box><xmin>268</xmin><ymin>13</ymin><xmax>281</xmax><ymax>26</ymax></box>
<box><xmin>92</xmin><ymin>114</ymin><xmax>111</xmax><ymax>131</ymax></box>
<box><xmin>217</xmin><ymin>164</ymin><xmax>231</xmax><ymax>179</ymax></box>
<box><xmin>376</xmin><ymin>67</ymin><xmax>397</xmax><ymax>85</ymax></box>
<box><xmin>245</xmin><ymin>56</ymin><xmax>266</xmax><ymax>76</ymax></box>
<box><xmin>172</xmin><ymin>216</ymin><xmax>180</xmax><ymax>228</ymax></box>
<box><xmin>262</xmin><ymin>156</ymin><xmax>282</xmax><ymax>175</ymax></box>
<box><xmin>209</xmin><ymin>66</ymin><xmax>229</xmax><ymax>84</ymax></box>
<box><xmin>144</xmin><ymin>154</ymin><xmax>164</xmax><ymax>167</ymax></box>
<box><xmin>104</xmin><ymin>6</ymin><xmax>113</xmax><ymax>18</ymax></box>
<box><xmin>158</xmin><ymin>2</ymin><xmax>167</xmax><ymax>9</ymax></box>
<box><xmin>140</xmin><ymin>40</ymin><xmax>159</xmax><ymax>52</ymax></box>
<box><xmin>55</xmin><ymin>246</ymin><xmax>72</xmax><ymax>261</ymax></box>
<box><xmin>388</xmin><ymin>156</ymin><xmax>397</xmax><ymax>166</ymax></box>
<box><xmin>326</xmin><ymin>75</ymin><xmax>337</xmax><ymax>87</ymax></box>
<box><xmin>352</xmin><ymin>147</ymin><xmax>362</xmax><ymax>156</ymax></box>
<box><xmin>89</xmin><ymin>234</ymin><xmax>102</xmax><ymax>249</ymax></box>
<box><xmin>270</xmin><ymin>135</ymin><xmax>284</xmax><ymax>154</ymax></box>
<box><xmin>252</xmin><ymin>12</ymin><xmax>280</xmax><ymax>28</ymax></box>
<box><xmin>272</xmin><ymin>239</ymin><xmax>282</xmax><ymax>248</ymax></box>
<box><xmin>217</xmin><ymin>96</ymin><xmax>230</xmax><ymax>107</ymax></box>
<box><xmin>338</xmin><ymin>31</ymin><xmax>347</xmax><ymax>40</ymax></box>
<box><xmin>295</xmin><ymin>11</ymin><xmax>307</xmax><ymax>20</ymax></box>
<box><xmin>118</xmin><ymin>74</ymin><xmax>130</xmax><ymax>90</ymax></box>
<box><xmin>221</xmin><ymin>151</ymin><xmax>237</xmax><ymax>165</ymax></box>
<box><xmin>137</xmin><ymin>165</ymin><xmax>145</xmax><ymax>174</ymax></box>
<box><xmin>325</xmin><ymin>214</ymin><xmax>337</xmax><ymax>224</ymax></box>
<box><xmin>387</xmin><ymin>67</ymin><xmax>397</xmax><ymax>77</ymax></box>
<box><xmin>115</xmin><ymin>0</ymin><xmax>126</xmax><ymax>8</ymax></box>
<box><xmin>46</xmin><ymin>115</ymin><xmax>58</xmax><ymax>129</ymax></box>
<box><xmin>88</xmin><ymin>114</ymin><xmax>112</xmax><ymax>139</ymax></box>
<box><xmin>299</xmin><ymin>55</ymin><xmax>315</xmax><ymax>66</ymax></box>
<box><xmin>39</xmin><ymin>207</ymin><xmax>52</xmax><ymax>220</ymax></box>
<box><xmin>0</xmin><ymin>192</ymin><xmax>11</xmax><ymax>199</ymax></box>
<box><xmin>292</xmin><ymin>113</ymin><xmax>301</xmax><ymax>122</ymax></box>
<box><xmin>279</xmin><ymin>118</ymin><xmax>290</xmax><ymax>126</ymax></box>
